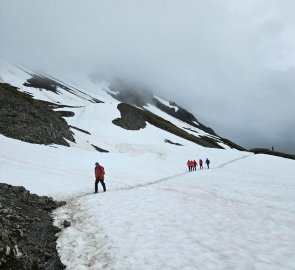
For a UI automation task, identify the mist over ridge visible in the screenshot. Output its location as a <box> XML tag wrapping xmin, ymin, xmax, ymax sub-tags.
<box><xmin>1</xmin><ymin>0</ymin><xmax>295</xmax><ymax>153</ymax></box>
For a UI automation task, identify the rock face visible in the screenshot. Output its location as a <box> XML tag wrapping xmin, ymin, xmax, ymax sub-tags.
<box><xmin>0</xmin><ymin>82</ymin><xmax>75</xmax><ymax>146</ymax></box>
<box><xmin>108</xmin><ymin>83</ymin><xmax>245</xmax><ymax>151</ymax></box>
<box><xmin>153</xmin><ymin>98</ymin><xmax>217</xmax><ymax>136</ymax></box>
<box><xmin>113</xmin><ymin>103</ymin><xmax>223</xmax><ymax>149</ymax></box>
<box><xmin>91</xmin><ymin>144</ymin><xmax>109</xmax><ymax>153</ymax></box>
<box><xmin>0</xmin><ymin>183</ymin><xmax>66</xmax><ymax>270</ymax></box>
<box><xmin>113</xmin><ymin>104</ymin><xmax>147</xmax><ymax>130</ymax></box>
<box><xmin>23</xmin><ymin>74</ymin><xmax>103</xmax><ymax>104</ymax></box>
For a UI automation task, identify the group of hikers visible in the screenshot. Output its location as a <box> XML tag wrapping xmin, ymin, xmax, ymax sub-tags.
<box><xmin>187</xmin><ymin>158</ymin><xmax>210</xmax><ymax>171</ymax></box>
<box><xmin>93</xmin><ymin>158</ymin><xmax>211</xmax><ymax>193</ymax></box>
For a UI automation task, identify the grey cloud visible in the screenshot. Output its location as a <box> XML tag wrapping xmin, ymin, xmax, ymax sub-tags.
<box><xmin>0</xmin><ymin>0</ymin><xmax>294</xmax><ymax>154</ymax></box>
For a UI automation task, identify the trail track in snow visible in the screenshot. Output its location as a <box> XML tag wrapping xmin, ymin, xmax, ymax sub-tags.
<box><xmin>55</xmin><ymin>153</ymin><xmax>255</xmax><ymax>269</ymax></box>
<box><xmin>216</xmin><ymin>154</ymin><xmax>252</xmax><ymax>169</ymax></box>
<box><xmin>69</xmin><ymin>153</ymin><xmax>254</xmax><ymax>200</ymax></box>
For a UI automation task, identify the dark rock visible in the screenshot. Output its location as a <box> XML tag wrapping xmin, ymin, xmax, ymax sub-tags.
<box><xmin>219</xmin><ymin>137</ymin><xmax>246</xmax><ymax>151</ymax></box>
<box><xmin>56</xmin><ymin>110</ymin><xmax>75</xmax><ymax>118</ymax></box>
<box><xmin>24</xmin><ymin>75</ymin><xmax>60</xmax><ymax>93</ymax></box>
<box><xmin>107</xmin><ymin>81</ymin><xmax>245</xmax><ymax>151</ymax></box>
<box><xmin>40</xmin><ymin>100</ymin><xmax>84</xmax><ymax>110</ymax></box>
<box><xmin>63</xmin><ymin>220</ymin><xmax>71</xmax><ymax>228</ymax></box>
<box><xmin>69</xmin><ymin>125</ymin><xmax>91</xmax><ymax>135</ymax></box>
<box><xmin>91</xmin><ymin>144</ymin><xmax>109</xmax><ymax>153</ymax></box>
<box><xmin>113</xmin><ymin>104</ymin><xmax>147</xmax><ymax>130</ymax></box>
<box><xmin>250</xmin><ymin>148</ymin><xmax>295</xmax><ymax>160</ymax></box>
<box><xmin>23</xmin><ymin>74</ymin><xmax>104</xmax><ymax>104</ymax></box>
<box><xmin>164</xmin><ymin>139</ymin><xmax>183</xmax><ymax>146</ymax></box>
<box><xmin>0</xmin><ymin>82</ymin><xmax>75</xmax><ymax>146</ymax></box>
<box><xmin>113</xmin><ymin>103</ymin><xmax>223</xmax><ymax>149</ymax></box>
<box><xmin>153</xmin><ymin>97</ymin><xmax>218</xmax><ymax>135</ymax></box>
<box><xmin>0</xmin><ymin>183</ymin><xmax>66</xmax><ymax>269</ymax></box>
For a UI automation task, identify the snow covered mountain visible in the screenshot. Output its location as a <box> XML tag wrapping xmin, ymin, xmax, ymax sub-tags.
<box><xmin>0</xmin><ymin>58</ymin><xmax>243</xmax><ymax>151</ymax></box>
<box><xmin>1</xmin><ymin>58</ymin><xmax>295</xmax><ymax>270</ymax></box>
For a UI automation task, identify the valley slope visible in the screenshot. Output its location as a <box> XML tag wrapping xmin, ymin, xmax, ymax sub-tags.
<box><xmin>0</xmin><ymin>59</ymin><xmax>294</xmax><ymax>270</ymax></box>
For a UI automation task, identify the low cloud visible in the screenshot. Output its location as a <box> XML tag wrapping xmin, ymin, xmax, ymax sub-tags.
<box><xmin>0</xmin><ymin>0</ymin><xmax>294</xmax><ymax>153</ymax></box>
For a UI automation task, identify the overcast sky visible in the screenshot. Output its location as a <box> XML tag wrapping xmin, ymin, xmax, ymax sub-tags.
<box><xmin>1</xmin><ymin>0</ymin><xmax>295</xmax><ymax>154</ymax></box>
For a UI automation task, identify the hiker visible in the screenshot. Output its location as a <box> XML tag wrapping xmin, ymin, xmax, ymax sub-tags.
<box><xmin>187</xmin><ymin>160</ymin><xmax>190</xmax><ymax>171</ymax></box>
<box><xmin>206</xmin><ymin>158</ymin><xmax>210</xmax><ymax>169</ymax></box>
<box><xmin>94</xmin><ymin>162</ymin><xmax>106</xmax><ymax>193</ymax></box>
<box><xmin>199</xmin><ymin>159</ymin><xmax>203</xmax><ymax>170</ymax></box>
<box><xmin>193</xmin><ymin>160</ymin><xmax>197</xmax><ymax>171</ymax></box>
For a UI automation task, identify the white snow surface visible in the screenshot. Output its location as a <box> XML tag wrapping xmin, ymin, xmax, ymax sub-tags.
<box><xmin>154</xmin><ymin>95</ymin><xmax>179</xmax><ymax>112</ymax></box>
<box><xmin>1</xmin><ymin>60</ymin><xmax>295</xmax><ymax>269</ymax></box>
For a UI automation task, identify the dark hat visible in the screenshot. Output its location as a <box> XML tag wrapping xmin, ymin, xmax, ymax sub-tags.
<box><xmin>95</xmin><ymin>162</ymin><xmax>99</xmax><ymax>166</ymax></box>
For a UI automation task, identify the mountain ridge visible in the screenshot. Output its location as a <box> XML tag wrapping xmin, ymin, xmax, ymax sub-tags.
<box><xmin>0</xmin><ymin>59</ymin><xmax>244</xmax><ymax>151</ymax></box>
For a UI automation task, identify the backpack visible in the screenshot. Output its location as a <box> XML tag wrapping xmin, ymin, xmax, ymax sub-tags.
<box><xmin>100</xmin><ymin>166</ymin><xmax>105</xmax><ymax>176</ymax></box>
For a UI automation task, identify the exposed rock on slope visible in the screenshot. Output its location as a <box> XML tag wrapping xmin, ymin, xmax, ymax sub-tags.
<box><xmin>108</xmin><ymin>82</ymin><xmax>245</xmax><ymax>150</ymax></box>
<box><xmin>24</xmin><ymin>74</ymin><xmax>103</xmax><ymax>103</ymax></box>
<box><xmin>112</xmin><ymin>103</ymin><xmax>147</xmax><ymax>130</ymax></box>
<box><xmin>250</xmin><ymin>148</ymin><xmax>295</xmax><ymax>160</ymax></box>
<box><xmin>0</xmin><ymin>82</ymin><xmax>75</xmax><ymax>146</ymax></box>
<box><xmin>0</xmin><ymin>183</ymin><xmax>65</xmax><ymax>270</ymax></box>
<box><xmin>153</xmin><ymin>97</ymin><xmax>217</xmax><ymax>136</ymax></box>
<box><xmin>113</xmin><ymin>103</ymin><xmax>223</xmax><ymax>149</ymax></box>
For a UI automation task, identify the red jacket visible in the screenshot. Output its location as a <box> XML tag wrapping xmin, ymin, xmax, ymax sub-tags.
<box><xmin>187</xmin><ymin>160</ymin><xmax>190</xmax><ymax>167</ymax></box>
<box><xmin>199</xmin><ymin>159</ymin><xmax>203</xmax><ymax>165</ymax></box>
<box><xmin>95</xmin><ymin>166</ymin><xmax>105</xmax><ymax>180</ymax></box>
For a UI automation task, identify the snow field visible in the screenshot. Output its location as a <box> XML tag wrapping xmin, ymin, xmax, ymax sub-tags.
<box><xmin>1</xmin><ymin>59</ymin><xmax>295</xmax><ymax>269</ymax></box>
<box><xmin>54</xmin><ymin>154</ymin><xmax>295</xmax><ymax>270</ymax></box>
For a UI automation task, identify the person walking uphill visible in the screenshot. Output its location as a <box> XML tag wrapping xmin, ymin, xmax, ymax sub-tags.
<box><xmin>193</xmin><ymin>160</ymin><xmax>197</xmax><ymax>171</ymax></box>
<box><xmin>206</xmin><ymin>158</ymin><xmax>210</xmax><ymax>169</ymax></box>
<box><xmin>199</xmin><ymin>159</ymin><xmax>203</xmax><ymax>170</ymax></box>
<box><xmin>187</xmin><ymin>160</ymin><xmax>191</xmax><ymax>172</ymax></box>
<box><xmin>94</xmin><ymin>162</ymin><xmax>106</xmax><ymax>193</ymax></box>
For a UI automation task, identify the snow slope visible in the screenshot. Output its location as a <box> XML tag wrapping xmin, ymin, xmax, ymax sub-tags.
<box><xmin>1</xmin><ymin>59</ymin><xmax>295</xmax><ymax>269</ymax></box>
<box><xmin>55</xmin><ymin>154</ymin><xmax>295</xmax><ymax>270</ymax></box>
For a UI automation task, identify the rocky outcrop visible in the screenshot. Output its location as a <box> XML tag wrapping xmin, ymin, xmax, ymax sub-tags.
<box><xmin>113</xmin><ymin>103</ymin><xmax>223</xmax><ymax>149</ymax></box>
<box><xmin>153</xmin><ymin>98</ymin><xmax>217</xmax><ymax>136</ymax></box>
<box><xmin>107</xmin><ymin>83</ymin><xmax>245</xmax><ymax>151</ymax></box>
<box><xmin>0</xmin><ymin>82</ymin><xmax>75</xmax><ymax>146</ymax></box>
<box><xmin>24</xmin><ymin>74</ymin><xmax>103</xmax><ymax>104</ymax></box>
<box><xmin>250</xmin><ymin>148</ymin><xmax>295</xmax><ymax>160</ymax></box>
<box><xmin>0</xmin><ymin>183</ymin><xmax>66</xmax><ymax>270</ymax></box>
<box><xmin>113</xmin><ymin>104</ymin><xmax>147</xmax><ymax>130</ymax></box>
<box><xmin>69</xmin><ymin>125</ymin><xmax>91</xmax><ymax>135</ymax></box>
<box><xmin>164</xmin><ymin>139</ymin><xmax>183</xmax><ymax>146</ymax></box>
<box><xmin>91</xmin><ymin>144</ymin><xmax>109</xmax><ymax>153</ymax></box>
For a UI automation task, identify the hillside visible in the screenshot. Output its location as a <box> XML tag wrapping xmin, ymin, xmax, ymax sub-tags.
<box><xmin>0</xmin><ymin>59</ymin><xmax>295</xmax><ymax>270</ymax></box>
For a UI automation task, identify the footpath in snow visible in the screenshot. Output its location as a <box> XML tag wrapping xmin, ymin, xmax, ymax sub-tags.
<box><xmin>53</xmin><ymin>154</ymin><xmax>295</xmax><ymax>270</ymax></box>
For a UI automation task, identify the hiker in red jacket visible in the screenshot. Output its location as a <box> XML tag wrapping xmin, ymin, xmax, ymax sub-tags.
<box><xmin>94</xmin><ymin>162</ymin><xmax>106</xmax><ymax>193</ymax></box>
<box><xmin>187</xmin><ymin>160</ymin><xmax>191</xmax><ymax>171</ymax></box>
<box><xmin>193</xmin><ymin>160</ymin><xmax>197</xmax><ymax>171</ymax></box>
<box><xmin>200</xmin><ymin>159</ymin><xmax>204</xmax><ymax>169</ymax></box>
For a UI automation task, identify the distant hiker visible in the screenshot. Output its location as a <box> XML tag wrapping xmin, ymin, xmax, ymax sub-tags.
<box><xmin>193</xmin><ymin>160</ymin><xmax>197</xmax><ymax>171</ymax></box>
<box><xmin>94</xmin><ymin>162</ymin><xmax>106</xmax><ymax>193</ymax></box>
<box><xmin>187</xmin><ymin>160</ymin><xmax>190</xmax><ymax>171</ymax></box>
<box><xmin>205</xmin><ymin>158</ymin><xmax>210</xmax><ymax>169</ymax></box>
<box><xmin>199</xmin><ymin>159</ymin><xmax>203</xmax><ymax>170</ymax></box>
